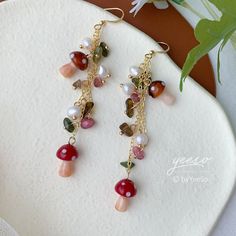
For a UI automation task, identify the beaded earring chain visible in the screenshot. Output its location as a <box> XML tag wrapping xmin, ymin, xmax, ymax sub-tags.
<box><xmin>56</xmin><ymin>8</ymin><xmax>124</xmax><ymax>177</ymax></box>
<box><xmin>114</xmin><ymin>44</ymin><xmax>175</xmax><ymax>211</ymax></box>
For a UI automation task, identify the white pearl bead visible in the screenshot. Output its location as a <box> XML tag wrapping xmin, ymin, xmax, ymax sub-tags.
<box><xmin>67</xmin><ymin>106</ymin><xmax>80</xmax><ymax>119</ymax></box>
<box><xmin>122</xmin><ymin>83</ymin><xmax>135</xmax><ymax>95</ymax></box>
<box><xmin>81</xmin><ymin>37</ymin><xmax>92</xmax><ymax>49</ymax></box>
<box><xmin>129</xmin><ymin>66</ymin><xmax>141</xmax><ymax>77</ymax></box>
<box><xmin>136</xmin><ymin>133</ymin><xmax>149</xmax><ymax>146</ymax></box>
<box><xmin>98</xmin><ymin>65</ymin><xmax>108</xmax><ymax>78</ymax></box>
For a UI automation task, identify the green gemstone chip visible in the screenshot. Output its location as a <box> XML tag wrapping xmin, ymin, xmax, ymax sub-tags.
<box><xmin>63</xmin><ymin>117</ymin><xmax>75</xmax><ymax>133</ymax></box>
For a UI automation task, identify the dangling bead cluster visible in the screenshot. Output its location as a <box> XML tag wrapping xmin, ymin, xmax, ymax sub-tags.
<box><xmin>115</xmin><ymin>51</ymin><xmax>175</xmax><ymax>211</ymax></box>
<box><xmin>56</xmin><ymin>21</ymin><xmax>111</xmax><ymax>177</ymax></box>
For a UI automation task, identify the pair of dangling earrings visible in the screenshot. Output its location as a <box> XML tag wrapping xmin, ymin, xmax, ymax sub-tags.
<box><xmin>55</xmin><ymin>8</ymin><xmax>175</xmax><ymax>212</ymax></box>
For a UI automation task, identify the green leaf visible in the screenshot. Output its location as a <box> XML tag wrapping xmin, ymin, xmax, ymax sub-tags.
<box><xmin>217</xmin><ymin>30</ymin><xmax>235</xmax><ymax>83</ymax></box>
<box><xmin>171</xmin><ymin>0</ymin><xmax>185</xmax><ymax>5</ymax></box>
<box><xmin>120</xmin><ymin>161</ymin><xmax>135</xmax><ymax>169</ymax></box>
<box><xmin>180</xmin><ymin>0</ymin><xmax>236</xmax><ymax>91</ymax></box>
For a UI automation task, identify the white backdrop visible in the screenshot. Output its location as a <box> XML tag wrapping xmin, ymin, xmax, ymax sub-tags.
<box><xmin>174</xmin><ymin>1</ymin><xmax>236</xmax><ymax>235</ymax></box>
<box><xmin>0</xmin><ymin>0</ymin><xmax>235</xmax><ymax>235</ymax></box>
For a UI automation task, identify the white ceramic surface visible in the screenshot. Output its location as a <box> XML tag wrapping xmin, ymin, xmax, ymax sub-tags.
<box><xmin>0</xmin><ymin>0</ymin><xmax>235</xmax><ymax>236</ymax></box>
<box><xmin>0</xmin><ymin>218</ymin><xmax>18</xmax><ymax>236</ymax></box>
<box><xmin>174</xmin><ymin>2</ymin><xmax>236</xmax><ymax>235</ymax></box>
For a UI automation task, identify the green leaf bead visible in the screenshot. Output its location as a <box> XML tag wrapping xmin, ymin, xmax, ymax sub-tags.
<box><xmin>120</xmin><ymin>161</ymin><xmax>135</xmax><ymax>169</ymax></box>
<box><xmin>63</xmin><ymin>117</ymin><xmax>75</xmax><ymax>133</ymax></box>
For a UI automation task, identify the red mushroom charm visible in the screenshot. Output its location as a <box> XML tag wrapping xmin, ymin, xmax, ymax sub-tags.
<box><xmin>114</xmin><ymin>178</ymin><xmax>137</xmax><ymax>212</ymax></box>
<box><xmin>59</xmin><ymin>51</ymin><xmax>88</xmax><ymax>78</ymax></box>
<box><xmin>56</xmin><ymin>144</ymin><xmax>79</xmax><ymax>177</ymax></box>
<box><xmin>148</xmin><ymin>80</ymin><xmax>175</xmax><ymax>105</ymax></box>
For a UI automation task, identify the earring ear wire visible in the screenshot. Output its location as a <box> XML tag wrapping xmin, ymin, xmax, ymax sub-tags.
<box><xmin>146</xmin><ymin>42</ymin><xmax>170</xmax><ymax>59</ymax></box>
<box><xmin>103</xmin><ymin>8</ymin><xmax>125</xmax><ymax>23</ymax></box>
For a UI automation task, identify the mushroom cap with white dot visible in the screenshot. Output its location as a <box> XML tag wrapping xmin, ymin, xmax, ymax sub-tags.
<box><xmin>62</xmin><ymin>149</ymin><xmax>67</xmax><ymax>154</ymax></box>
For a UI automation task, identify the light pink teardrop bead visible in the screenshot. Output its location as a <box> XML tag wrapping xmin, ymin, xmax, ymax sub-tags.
<box><xmin>160</xmin><ymin>91</ymin><xmax>175</xmax><ymax>105</ymax></box>
<box><xmin>59</xmin><ymin>62</ymin><xmax>77</xmax><ymax>78</ymax></box>
<box><xmin>115</xmin><ymin>196</ymin><xmax>129</xmax><ymax>212</ymax></box>
<box><xmin>58</xmin><ymin>161</ymin><xmax>74</xmax><ymax>177</ymax></box>
<box><xmin>81</xmin><ymin>117</ymin><xmax>95</xmax><ymax>129</ymax></box>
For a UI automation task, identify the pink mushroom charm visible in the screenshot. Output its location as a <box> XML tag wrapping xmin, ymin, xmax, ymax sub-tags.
<box><xmin>114</xmin><ymin>178</ymin><xmax>137</xmax><ymax>212</ymax></box>
<box><xmin>56</xmin><ymin>144</ymin><xmax>79</xmax><ymax>177</ymax></box>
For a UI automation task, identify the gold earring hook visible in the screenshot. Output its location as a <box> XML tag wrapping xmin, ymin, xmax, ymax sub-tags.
<box><xmin>103</xmin><ymin>8</ymin><xmax>125</xmax><ymax>23</ymax></box>
<box><xmin>145</xmin><ymin>42</ymin><xmax>170</xmax><ymax>59</ymax></box>
<box><xmin>151</xmin><ymin>42</ymin><xmax>170</xmax><ymax>54</ymax></box>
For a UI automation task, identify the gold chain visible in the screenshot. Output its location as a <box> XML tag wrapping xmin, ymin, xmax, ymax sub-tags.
<box><xmin>126</xmin><ymin>52</ymin><xmax>153</xmax><ymax>176</ymax></box>
<box><xmin>68</xmin><ymin>22</ymin><xmax>104</xmax><ymax>144</ymax></box>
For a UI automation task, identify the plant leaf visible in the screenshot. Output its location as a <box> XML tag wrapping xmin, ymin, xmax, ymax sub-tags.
<box><xmin>180</xmin><ymin>0</ymin><xmax>236</xmax><ymax>91</ymax></box>
<box><xmin>171</xmin><ymin>0</ymin><xmax>185</xmax><ymax>5</ymax></box>
<box><xmin>217</xmin><ymin>30</ymin><xmax>235</xmax><ymax>84</ymax></box>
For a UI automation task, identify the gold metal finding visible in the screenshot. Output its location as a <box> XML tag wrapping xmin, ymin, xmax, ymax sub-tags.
<box><xmin>125</xmin><ymin>45</ymin><xmax>169</xmax><ymax>176</ymax></box>
<box><xmin>104</xmin><ymin>8</ymin><xmax>125</xmax><ymax>23</ymax></box>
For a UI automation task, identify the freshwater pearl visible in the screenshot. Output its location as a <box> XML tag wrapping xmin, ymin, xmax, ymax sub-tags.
<box><xmin>136</xmin><ymin>133</ymin><xmax>149</xmax><ymax>145</ymax></box>
<box><xmin>122</xmin><ymin>83</ymin><xmax>135</xmax><ymax>95</ymax></box>
<box><xmin>67</xmin><ymin>106</ymin><xmax>80</xmax><ymax>119</ymax></box>
<box><xmin>98</xmin><ymin>65</ymin><xmax>108</xmax><ymax>78</ymax></box>
<box><xmin>129</xmin><ymin>66</ymin><xmax>141</xmax><ymax>77</ymax></box>
<box><xmin>81</xmin><ymin>37</ymin><xmax>92</xmax><ymax>49</ymax></box>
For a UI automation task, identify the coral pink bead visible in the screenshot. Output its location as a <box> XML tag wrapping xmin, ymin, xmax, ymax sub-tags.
<box><xmin>115</xmin><ymin>178</ymin><xmax>137</xmax><ymax>212</ymax></box>
<box><xmin>81</xmin><ymin>117</ymin><xmax>95</xmax><ymax>129</ymax></box>
<box><xmin>70</xmin><ymin>51</ymin><xmax>88</xmax><ymax>70</ymax></box>
<box><xmin>115</xmin><ymin>196</ymin><xmax>129</xmax><ymax>212</ymax></box>
<box><xmin>56</xmin><ymin>144</ymin><xmax>79</xmax><ymax>161</ymax></box>
<box><xmin>130</xmin><ymin>93</ymin><xmax>140</xmax><ymax>103</ymax></box>
<box><xmin>59</xmin><ymin>62</ymin><xmax>77</xmax><ymax>78</ymax></box>
<box><xmin>58</xmin><ymin>161</ymin><xmax>74</xmax><ymax>177</ymax></box>
<box><xmin>160</xmin><ymin>91</ymin><xmax>176</xmax><ymax>105</ymax></box>
<box><xmin>132</xmin><ymin>146</ymin><xmax>145</xmax><ymax>160</ymax></box>
<box><xmin>93</xmin><ymin>77</ymin><xmax>103</xmax><ymax>87</ymax></box>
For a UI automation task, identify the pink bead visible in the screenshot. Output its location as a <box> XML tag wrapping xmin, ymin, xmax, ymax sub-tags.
<box><xmin>130</xmin><ymin>93</ymin><xmax>140</xmax><ymax>103</ymax></box>
<box><xmin>58</xmin><ymin>161</ymin><xmax>74</xmax><ymax>177</ymax></box>
<box><xmin>81</xmin><ymin>117</ymin><xmax>95</xmax><ymax>129</ymax></box>
<box><xmin>132</xmin><ymin>146</ymin><xmax>145</xmax><ymax>160</ymax></box>
<box><xmin>159</xmin><ymin>91</ymin><xmax>175</xmax><ymax>105</ymax></box>
<box><xmin>59</xmin><ymin>62</ymin><xmax>77</xmax><ymax>78</ymax></box>
<box><xmin>93</xmin><ymin>77</ymin><xmax>103</xmax><ymax>87</ymax></box>
<box><xmin>115</xmin><ymin>196</ymin><xmax>129</xmax><ymax>212</ymax></box>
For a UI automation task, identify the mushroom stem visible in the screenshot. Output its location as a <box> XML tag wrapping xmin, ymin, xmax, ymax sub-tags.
<box><xmin>59</xmin><ymin>62</ymin><xmax>77</xmax><ymax>78</ymax></box>
<box><xmin>58</xmin><ymin>161</ymin><xmax>74</xmax><ymax>177</ymax></box>
<box><xmin>115</xmin><ymin>196</ymin><xmax>129</xmax><ymax>212</ymax></box>
<box><xmin>159</xmin><ymin>90</ymin><xmax>175</xmax><ymax>105</ymax></box>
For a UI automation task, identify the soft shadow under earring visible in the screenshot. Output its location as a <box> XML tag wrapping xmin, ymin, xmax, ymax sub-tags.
<box><xmin>114</xmin><ymin>43</ymin><xmax>175</xmax><ymax>211</ymax></box>
<box><xmin>56</xmin><ymin>8</ymin><xmax>124</xmax><ymax>177</ymax></box>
